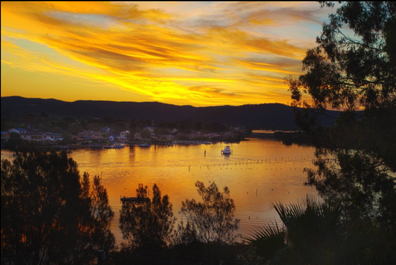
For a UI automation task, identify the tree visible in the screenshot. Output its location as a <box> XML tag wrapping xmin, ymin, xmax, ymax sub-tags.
<box><xmin>156</xmin><ymin>127</ymin><xmax>172</xmax><ymax>137</ymax></box>
<box><xmin>39</xmin><ymin>111</ymin><xmax>48</xmax><ymax>119</ymax></box>
<box><xmin>247</xmin><ymin>196</ymin><xmax>380</xmax><ymax>265</ymax></box>
<box><xmin>62</xmin><ymin>116</ymin><xmax>76</xmax><ymax>124</ymax></box>
<box><xmin>119</xmin><ymin>184</ymin><xmax>175</xmax><ymax>252</ymax></box>
<box><xmin>111</xmin><ymin>121</ymin><xmax>128</xmax><ymax>134</ymax></box>
<box><xmin>194</xmin><ymin>121</ymin><xmax>203</xmax><ymax>131</ymax></box>
<box><xmin>67</xmin><ymin>123</ymin><xmax>83</xmax><ymax>135</ymax></box>
<box><xmin>178</xmin><ymin>181</ymin><xmax>240</xmax><ymax>245</ymax></box>
<box><xmin>9</xmin><ymin>132</ymin><xmax>21</xmax><ymax>139</ymax></box>
<box><xmin>173</xmin><ymin>182</ymin><xmax>241</xmax><ymax>265</ymax></box>
<box><xmin>286</xmin><ymin>1</ymin><xmax>396</xmax><ymax>262</ymax></box>
<box><xmin>140</xmin><ymin>129</ymin><xmax>151</xmax><ymax>139</ymax></box>
<box><xmin>289</xmin><ymin>1</ymin><xmax>395</xmax><ymax>112</ymax></box>
<box><xmin>1</xmin><ymin>151</ymin><xmax>115</xmax><ymax>265</ymax></box>
<box><xmin>204</xmin><ymin>122</ymin><xmax>228</xmax><ymax>133</ymax></box>
<box><xmin>178</xmin><ymin>120</ymin><xmax>193</xmax><ymax>132</ymax></box>
<box><xmin>287</xmin><ymin>0</ymin><xmax>395</xmax><ymax>221</ymax></box>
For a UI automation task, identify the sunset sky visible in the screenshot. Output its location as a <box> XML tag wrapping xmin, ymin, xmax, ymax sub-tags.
<box><xmin>1</xmin><ymin>1</ymin><xmax>336</xmax><ymax>106</ymax></box>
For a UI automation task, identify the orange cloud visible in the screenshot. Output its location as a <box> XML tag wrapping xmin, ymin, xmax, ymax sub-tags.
<box><xmin>1</xmin><ymin>1</ymin><xmax>323</xmax><ymax>106</ymax></box>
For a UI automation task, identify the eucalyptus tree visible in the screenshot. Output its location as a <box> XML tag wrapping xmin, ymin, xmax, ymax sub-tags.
<box><xmin>175</xmin><ymin>181</ymin><xmax>241</xmax><ymax>265</ymax></box>
<box><xmin>178</xmin><ymin>181</ymin><xmax>240</xmax><ymax>245</ymax></box>
<box><xmin>287</xmin><ymin>1</ymin><xmax>396</xmax><ymax>226</ymax></box>
<box><xmin>119</xmin><ymin>184</ymin><xmax>176</xmax><ymax>252</ymax></box>
<box><xmin>286</xmin><ymin>1</ymin><xmax>396</xmax><ymax>262</ymax></box>
<box><xmin>1</xmin><ymin>151</ymin><xmax>115</xmax><ymax>265</ymax></box>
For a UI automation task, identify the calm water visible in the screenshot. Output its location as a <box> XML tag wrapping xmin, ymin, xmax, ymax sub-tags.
<box><xmin>1</xmin><ymin>137</ymin><xmax>318</xmax><ymax>245</ymax></box>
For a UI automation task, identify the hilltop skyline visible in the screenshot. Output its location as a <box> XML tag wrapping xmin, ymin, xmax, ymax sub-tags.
<box><xmin>2</xmin><ymin>2</ymin><xmax>338</xmax><ymax>107</ymax></box>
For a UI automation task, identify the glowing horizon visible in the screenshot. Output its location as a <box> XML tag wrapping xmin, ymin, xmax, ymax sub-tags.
<box><xmin>1</xmin><ymin>1</ymin><xmax>333</xmax><ymax>107</ymax></box>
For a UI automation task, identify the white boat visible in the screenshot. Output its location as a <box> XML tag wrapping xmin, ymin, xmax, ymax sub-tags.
<box><xmin>113</xmin><ymin>144</ymin><xmax>125</xmax><ymax>148</ymax></box>
<box><xmin>139</xmin><ymin>143</ymin><xmax>151</xmax><ymax>147</ymax></box>
<box><xmin>221</xmin><ymin>146</ymin><xmax>231</xmax><ymax>155</ymax></box>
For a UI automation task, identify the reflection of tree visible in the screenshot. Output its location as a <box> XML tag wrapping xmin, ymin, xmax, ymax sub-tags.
<box><xmin>287</xmin><ymin>1</ymin><xmax>396</xmax><ymax>262</ymax></box>
<box><xmin>119</xmin><ymin>184</ymin><xmax>175</xmax><ymax>252</ymax></box>
<box><xmin>1</xmin><ymin>151</ymin><xmax>115</xmax><ymax>264</ymax></box>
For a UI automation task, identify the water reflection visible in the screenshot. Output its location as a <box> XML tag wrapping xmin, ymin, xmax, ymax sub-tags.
<box><xmin>1</xmin><ymin>138</ymin><xmax>317</xmax><ymax>245</ymax></box>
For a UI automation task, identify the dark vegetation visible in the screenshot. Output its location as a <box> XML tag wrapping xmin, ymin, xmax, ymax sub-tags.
<box><xmin>1</xmin><ymin>151</ymin><xmax>115</xmax><ymax>265</ymax></box>
<box><xmin>1</xmin><ymin>151</ymin><xmax>243</xmax><ymax>264</ymax></box>
<box><xmin>247</xmin><ymin>1</ymin><xmax>396</xmax><ymax>264</ymax></box>
<box><xmin>113</xmin><ymin>181</ymin><xmax>243</xmax><ymax>265</ymax></box>
<box><xmin>1</xmin><ymin>1</ymin><xmax>395</xmax><ymax>264</ymax></box>
<box><xmin>288</xmin><ymin>0</ymin><xmax>396</xmax><ymax>233</ymax></box>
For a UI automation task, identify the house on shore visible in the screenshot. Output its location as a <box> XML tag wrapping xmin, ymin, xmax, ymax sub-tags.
<box><xmin>45</xmin><ymin>132</ymin><xmax>63</xmax><ymax>141</ymax></box>
<box><xmin>134</xmin><ymin>133</ymin><xmax>142</xmax><ymax>140</ymax></box>
<box><xmin>188</xmin><ymin>132</ymin><xmax>202</xmax><ymax>140</ymax></box>
<box><xmin>101</xmin><ymin>127</ymin><xmax>111</xmax><ymax>134</ymax></box>
<box><xmin>118</xmin><ymin>131</ymin><xmax>130</xmax><ymax>142</ymax></box>
<box><xmin>143</xmin><ymin>126</ymin><xmax>155</xmax><ymax>133</ymax></box>
<box><xmin>9</xmin><ymin>128</ymin><xmax>27</xmax><ymax>134</ymax></box>
<box><xmin>204</xmin><ymin>133</ymin><xmax>221</xmax><ymax>139</ymax></box>
<box><xmin>70</xmin><ymin>135</ymin><xmax>85</xmax><ymax>144</ymax></box>
<box><xmin>108</xmin><ymin>135</ymin><xmax>118</xmax><ymax>142</ymax></box>
<box><xmin>77</xmin><ymin>131</ymin><xmax>104</xmax><ymax>142</ymax></box>
<box><xmin>19</xmin><ymin>132</ymin><xmax>55</xmax><ymax>142</ymax></box>
<box><xmin>1</xmin><ymin>131</ymin><xmax>10</xmax><ymax>143</ymax></box>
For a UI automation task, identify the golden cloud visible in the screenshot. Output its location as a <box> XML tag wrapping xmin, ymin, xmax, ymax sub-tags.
<box><xmin>1</xmin><ymin>1</ymin><xmax>319</xmax><ymax>106</ymax></box>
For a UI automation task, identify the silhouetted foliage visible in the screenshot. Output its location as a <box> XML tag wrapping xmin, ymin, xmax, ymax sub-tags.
<box><xmin>111</xmin><ymin>121</ymin><xmax>128</xmax><ymax>134</ymax></box>
<box><xmin>287</xmin><ymin>1</ymin><xmax>396</xmax><ymax>263</ymax></box>
<box><xmin>178</xmin><ymin>120</ymin><xmax>193</xmax><ymax>132</ymax></box>
<box><xmin>140</xmin><ymin>129</ymin><xmax>151</xmax><ymax>139</ymax></box>
<box><xmin>113</xmin><ymin>182</ymin><xmax>245</xmax><ymax>265</ymax></box>
<box><xmin>168</xmin><ymin>181</ymin><xmax>243</xmax><ymax>265</ymax></box>
<box><xmin>289</xmin><ymin>1</ymin><xmax>395</xmax><ymax>111</ymax></box>
<box><xmin>288</xmin><ymin>0</ymin><xmax>396</xmax><ymax>221</ymax></box>
<box><xmin>194</xmin><ymin>121</ymin><xmax>203</xmax><ymax>131</ymax></box>
<box><xmin>247</xmin><ymin>196</ymin><xmax>384</xmax><ymax>265</ymax></box>
<box><xmin>39</xmin><ymin>111</ymin><xmax>48</xmax><ymax>119</ymax></box>
<box><xmin>3</xmin><ymin>137</ymin><xmax>38</xmax><ymax>153</ymax></box>
<box><xmin>177</xmin><ymin>181</ymin><xmax>240</xmax><ymax>248</ymax></box>
<box><xmin>67</xmin><ymin>123</ymin><xmax>83</xmax><ymax>135</ymax></box>
<box><xmin>119</xmin><ymin>184</ymin><xmax>175</xmax><ymax>252</ymax></box>
<box><xmin>9</xmin><ymin>132</ymin><xmax>21</xmax><ymax>139</ymax></box>
<box><xmin>1</xmin><ymin>151</ymin><xmax>115</xmax><ymax>265</ymax></box>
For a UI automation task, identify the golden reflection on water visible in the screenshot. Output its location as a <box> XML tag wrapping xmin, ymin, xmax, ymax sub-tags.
<box><xmin>1</xmin><ymin>138</ymin><xmax>317</xmax><ymax>245</ymax></box>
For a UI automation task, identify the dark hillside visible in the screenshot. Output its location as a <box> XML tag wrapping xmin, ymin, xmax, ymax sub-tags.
<box><xmin>1</xmin><ymin>96</ymin><xmax>340</xmax><ymax>129</ymax></box>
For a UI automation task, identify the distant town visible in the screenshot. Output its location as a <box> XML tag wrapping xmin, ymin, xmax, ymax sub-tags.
<box><xmin>1</xmin><ymin>115</ymin><xmax>251</xmax><ymax>151</ymax></box>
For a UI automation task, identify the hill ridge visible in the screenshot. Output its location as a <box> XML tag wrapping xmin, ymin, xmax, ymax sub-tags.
<box><xmin>1</xmin><ymin>96</ymin><xmax>340</xmax><ymax>129</ymax></box>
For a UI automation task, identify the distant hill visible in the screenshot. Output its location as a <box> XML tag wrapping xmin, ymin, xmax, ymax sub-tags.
<box><xmin>1</xmin><ymin>96</ymin><xmax>340</xmax><ymax>129</ymax></box>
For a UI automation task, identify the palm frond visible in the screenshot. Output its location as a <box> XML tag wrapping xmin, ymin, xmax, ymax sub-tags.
<box><xmin>245</xmin><ymin>222</ymin><xmax>287</xmax><ymax>263</ymax></box>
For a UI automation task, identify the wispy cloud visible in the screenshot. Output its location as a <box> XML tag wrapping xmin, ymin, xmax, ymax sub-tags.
<box><xmin>1</xmin><ymin>1</ymin><xmax>326</xmax><ymax>106</ymax></box>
